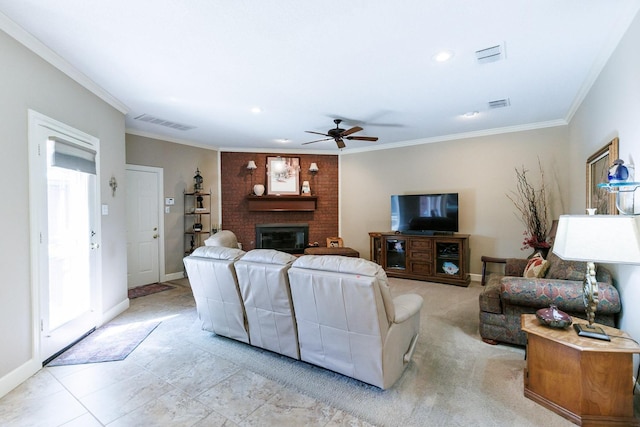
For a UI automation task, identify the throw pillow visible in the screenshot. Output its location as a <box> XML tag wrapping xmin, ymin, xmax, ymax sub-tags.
<box><xmin>523</xmin><ymin>253</ymin><xmax>549</xmax><ymax>278</ymax></box>
<box><xmin>545</xmin><ymin>251</ymin><xmax>587</xmax><ymax>281</ymax></box>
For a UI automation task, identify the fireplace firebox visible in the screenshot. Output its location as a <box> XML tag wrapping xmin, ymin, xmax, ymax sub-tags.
<box><xmin>256</xmin><ymin>223</ymin><xmax>309</xmax><ymax>254</ymax></box>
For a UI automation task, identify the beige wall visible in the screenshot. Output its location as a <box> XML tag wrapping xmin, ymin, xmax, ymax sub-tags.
<box><xmin>340</xmin><ymin>126</ymin><xmax>570</xmax><ymax>275</ymax></box>
<box><xmin>567</xmin><ymin>12</ymin><xmax>640</xmax><ymax>342</ymax></box>
<box><xmin>0</xmin><ymin>28</ymin><xmax>126</xmax><ymax>393</ymax></box>
<box><xmin>126</xmin><ymin>134</ymin><xmax>219</xmax><ymax>275</ymax></box>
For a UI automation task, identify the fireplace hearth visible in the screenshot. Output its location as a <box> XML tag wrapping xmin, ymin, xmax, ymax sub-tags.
<box><xmin>256</xmin><ymin>223</ymin><xmax>309</xmax><ymax>254</ymax></box>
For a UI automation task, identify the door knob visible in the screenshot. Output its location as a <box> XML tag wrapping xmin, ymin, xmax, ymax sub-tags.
<box><xmin>153</xmin><ymin>234</ymin><xmax>159</xmax><ymax>239</ymax></box>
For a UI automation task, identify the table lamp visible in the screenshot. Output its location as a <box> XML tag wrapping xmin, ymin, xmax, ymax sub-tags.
<box><xmin>552</xmin><ymin>215</ymin><xmax>640</xmax><ymax>340</ymax></box>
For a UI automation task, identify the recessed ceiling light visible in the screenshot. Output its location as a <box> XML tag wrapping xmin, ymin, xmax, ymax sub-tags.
<box><xmin>433</xmin><ymin>50</ymin><xmax>454</xmax><ymax>63</ymax></box>
<box><xmin>250</xmin><ymin>107</ymin><xmax>262</xmax><ymax>114</ymax></box>
<box><xmin>463</xmin><ymin>111</ymin><xmax>479</xmax><ymax>118</ymax></box>
<box><xmin>275</xmin><ymin>138</ymin><xmax>290</xmax><ymax>144</ymax></box>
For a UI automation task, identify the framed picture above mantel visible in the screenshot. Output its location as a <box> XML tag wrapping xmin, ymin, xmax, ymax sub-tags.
<box><xmin>267</xmin><ymin>156</ymin><xmax>300</xmax><ymax>195</ymax></box>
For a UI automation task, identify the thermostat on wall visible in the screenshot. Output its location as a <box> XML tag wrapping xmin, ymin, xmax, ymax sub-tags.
<box><xmin>165</xmin><ymin>198</ymin><xmax>175</xmax><ymax>205</ymax></box>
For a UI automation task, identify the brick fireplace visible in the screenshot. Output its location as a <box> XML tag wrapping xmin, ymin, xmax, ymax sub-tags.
<box><xmin>220</xmin><ymin>152</ymin><xmax>338</xmax><ymax>251</ymax></box>
<box><xmin>255</xmin><ymin>223</ymin><xmax>309</xmax><ymax>254</ymax></box>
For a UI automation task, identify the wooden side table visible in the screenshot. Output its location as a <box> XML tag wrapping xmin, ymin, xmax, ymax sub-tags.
<box><xmin>521</xmin><ymin>314</ymin><xmax>640</xmax><ymax>426</ymax></box>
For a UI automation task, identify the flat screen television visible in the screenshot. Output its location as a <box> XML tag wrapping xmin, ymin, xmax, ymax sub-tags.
<box><xmin>391</xmin><ymin>193</ymin><xmax>459</xmax><ymax>234</ymax></box>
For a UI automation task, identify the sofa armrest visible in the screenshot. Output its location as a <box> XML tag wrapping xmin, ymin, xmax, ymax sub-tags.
<box><xmin>392</xmin><ymin>294</ymin><xmax>423</xmax><ymax>323</ymax></box>
<box><xmin>500</xmin><ymin>277</ymin><xmax>620</xmax><ymax>314</ymax></box>
<box><xmin>505</xmin><ymin>258</ymin><xmax>528</xmax><ymax>276</ymax></box>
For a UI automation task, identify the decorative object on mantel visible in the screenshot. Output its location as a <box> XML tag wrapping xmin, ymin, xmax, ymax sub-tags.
<box><xmin>253</xmin><ymin>184</ymin><xmax>265</xmax><ymax>196</ymax></box>
<box><xmin>193</xmin><ymin>168</ymin><xmax>203</xmax><ymax>192</ymax></box>
<box><xmin>301</xmin><ymin>180</ymin><xmax>311</xmax><ymax>196</ymax></box>
<box><xmin>535</xmin><ymin>305</ymin><xmax>572</xmax><ymax>329</ymax></box>
<box><xmin>553</xmin><ymin>214</ymin><xmax>640</xmax><ymax>340</ymax></box>
<box><xmin>507</xmin><ymin>160</ymin><xmax>550</xmax><ymax>256</ymax></box>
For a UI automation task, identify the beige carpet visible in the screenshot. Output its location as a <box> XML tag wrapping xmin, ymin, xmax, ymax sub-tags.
<box><xmin>184</xmin><ymin>277</ymin><xmax>578</xmax><ymax>426</ymax></box>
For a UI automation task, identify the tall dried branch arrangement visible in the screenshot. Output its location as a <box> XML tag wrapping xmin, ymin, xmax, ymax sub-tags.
<box><xmin>506</xmin><ymin>160</ymin><xmax>550</xmax><ymax>249</ymax></box>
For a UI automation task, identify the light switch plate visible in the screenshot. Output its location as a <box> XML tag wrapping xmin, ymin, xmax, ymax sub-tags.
<box><xmin>101</xmin><ymin>204</ymin><xmax>109</xmax><ymax>215</ymax></box>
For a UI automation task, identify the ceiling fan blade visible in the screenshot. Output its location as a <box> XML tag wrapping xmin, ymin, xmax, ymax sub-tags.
<box><xmin>346</xmin><ymin>136</ymin><xmax>378</xmax><ymax>141</ymax></box>
<box><xmin>340</xmin><ymin>126</ymin><xmax>363</xmax><ymax>137</ymax></box>
<box><xmin>336</xmin><ymin>138</ymin><xmax>346</xmax><ymax>149</ymax></box>
<box><xmin>305</xmin><ymin>130</ymin><xmax>331</xmax><ymax>137</ymax></box>
<box><xmin>302</xmin><ymin>137</ymin><xmax>332</xmax><ymax>145</ymax></box>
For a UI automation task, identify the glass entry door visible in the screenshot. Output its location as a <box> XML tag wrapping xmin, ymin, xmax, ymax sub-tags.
<box><xmin>29</xmin><ymin>111</ymin><xmax>101</xmax><ymax>363</ymax></box>
<box><xmin>46</xmin><ymin>162</ymin><xmax>95</xmax><ymax>332</ymax></box>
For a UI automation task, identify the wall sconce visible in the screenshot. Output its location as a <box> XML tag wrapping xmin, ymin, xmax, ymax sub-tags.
<box><xmin>247</xmin><ymin>160</ymin><xmax>258</xmax><ymax>193</ymax></box>
<box><xmin>309</xmin><ymin>162</ymin><xmax>319</xmax><ymax>175</ymax></box>
<box><xmin>247</xmin><ymin>160</ymin><xmax>257</xmax><ymax>173</ymax></box>
<box><xmin>109</xmin><ymin>176</ymin><xmax>117</xmax><ymax>197</ymax></box>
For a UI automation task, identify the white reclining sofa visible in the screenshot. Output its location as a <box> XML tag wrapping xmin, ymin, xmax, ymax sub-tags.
<box><xmin>183</xmin><ymin>248</ymin><xmax>423</xmax><ymax>389</ymax></box>
<box><xmin>183</xmin><ymin>246</ymin><xmax>249</xmax><ymax>343</ymax></box>
<box><xmin>288</xmin><ymin>255</ymin><xmax>423</xmax><ymax>389</ymax></box>
<box><xmin>234</xmin><ymin>249</ymin><xmax>300</xmax><ymax>360</ymax></box>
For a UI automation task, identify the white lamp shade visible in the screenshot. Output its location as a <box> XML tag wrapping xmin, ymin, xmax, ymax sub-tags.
<box><xmin>309</xmin><ymin>162</ymin><xmax>319</xmax><ymax>172</ymax></box>
<box><xmin>552</xmin><ymin>215</ymin><xmax>640</xmax><ymax>264</ymax></box>
<box><xmin>247</xmin><ymin>160</ymin><xmax>257</xmax><ymax>170</ymax></box>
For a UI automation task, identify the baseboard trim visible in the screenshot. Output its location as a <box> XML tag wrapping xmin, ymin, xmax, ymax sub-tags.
<box><xmin>469</xmin><ymin>273</ymin><xmax>481</xmax><ymax>283</ymax></box>
<box><xmin>99</xmin><ymin>298</ymin><xmax>129</xmax><ymax>327</ymax></box>
<box><xmin>164</xmin><ymin>272</ymin><xmax>185</xmax><ymax>282</ymax></box>
<box><xmin>0</xmin><ymin>358</ymin><xmax>41</xmax><ymax>399</ymax></box>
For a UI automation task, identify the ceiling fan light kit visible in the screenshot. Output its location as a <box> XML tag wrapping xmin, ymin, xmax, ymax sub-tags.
<box><xmin>303</xmin><ymin>119</ymin><xmax>379</xmax><ymax>149</ymax></box>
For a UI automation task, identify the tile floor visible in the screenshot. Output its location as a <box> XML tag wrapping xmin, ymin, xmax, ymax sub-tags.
<box><xmin>0</xmin><ymin>280</ymin><xmax>374</xmax><ymax>427</ymax></box>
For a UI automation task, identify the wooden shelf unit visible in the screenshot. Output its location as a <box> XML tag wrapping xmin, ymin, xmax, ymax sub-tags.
<box><xmin>184</xmin><ymin>191</ymin><xmax>211</xmax><ymax>255</ymax></box>
<box><xmin>369</xmin><ymin>232</ymin><xmax>470</xmax><ymax>286</ymax></box>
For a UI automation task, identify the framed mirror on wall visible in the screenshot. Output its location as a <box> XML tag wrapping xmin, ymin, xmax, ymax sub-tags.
<box><xmin>586</xmin><ymin>137</ymin><xmax>618</xmax><ymax>215</ymax></box>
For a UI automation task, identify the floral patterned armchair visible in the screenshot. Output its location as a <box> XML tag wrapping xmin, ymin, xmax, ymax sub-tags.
<box><xmin>478</xmin><ymin>251</ymin><xmax>621</xmax><ymax>346</ymax></box>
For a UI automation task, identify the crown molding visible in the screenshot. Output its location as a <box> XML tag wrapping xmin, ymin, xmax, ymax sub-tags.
<box><xmin>125</xmin><ymin>129</ymin><xmax>219</xmax><ymax>151</ymax></box>
<box><xmin>0</xmin><ymin>12</ymin><xmax>128</xmax><ymax>114</ymax></box>
<box><xmin>564</xmin><ymin>3</ymin><xmax>640</xmax><ymax>123</ymax></box>
<box><xmin>341</xmin><ymin>119</ymin><xmax>568</xmax><ymax>154</ymax></box>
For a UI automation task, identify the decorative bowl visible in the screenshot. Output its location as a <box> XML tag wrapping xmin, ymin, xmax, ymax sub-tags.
<box><xmin>535</xmin><ymin>305</ymin><xmax>572</xmax><ymax>329</ymax></box>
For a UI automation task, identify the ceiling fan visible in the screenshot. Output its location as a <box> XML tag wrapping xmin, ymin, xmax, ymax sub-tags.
<box><xmin>302</xmin><ymin>119</ymin><xmax>379</xmax><ymax>149</ymax></box>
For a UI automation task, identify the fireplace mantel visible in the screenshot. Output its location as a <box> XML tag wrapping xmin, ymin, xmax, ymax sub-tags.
<box><xmin>246</xmin><ymin>195</ymin><xmax>317</xmax><ymax>212</ymax></box>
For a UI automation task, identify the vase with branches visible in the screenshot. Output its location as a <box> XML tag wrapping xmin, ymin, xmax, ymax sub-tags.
<box><xmin>507</xmin><ymin>160</ymin><xmax>550</xmax><ymax>253</ymax></box>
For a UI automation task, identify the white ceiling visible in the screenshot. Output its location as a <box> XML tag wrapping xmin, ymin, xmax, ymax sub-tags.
<box><xmin>1</xmin><ymin>1</ymin><xmax>639</xmax><ymax>152</ymax></box>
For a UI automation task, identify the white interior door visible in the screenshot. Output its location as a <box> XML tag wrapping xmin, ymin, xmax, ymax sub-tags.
<box><xmin>126</xmin><ymin>166</ymin><xmax>162</xmax><ymax>288</ymax></box>
<box><xmin>29</xmin><ymin>111</ymin><xmax>101</xmax><ymax>363</ymax></box>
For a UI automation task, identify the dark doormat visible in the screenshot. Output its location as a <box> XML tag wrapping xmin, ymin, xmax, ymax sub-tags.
<box><xmin>128</xmin><ymin>282</ymin><xmax>175</xmax><ymax>299</ymax></box>
<box><xmin>46</xmin><ymin>320</ymin><xmax>161</xmax><ymax>366</ymax></box>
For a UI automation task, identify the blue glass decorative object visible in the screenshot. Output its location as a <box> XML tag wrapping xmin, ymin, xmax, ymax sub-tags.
<box><xmin>608</xmin><ymin>159</ymin><xmax>629</xmax><ymax>183</ymax></box>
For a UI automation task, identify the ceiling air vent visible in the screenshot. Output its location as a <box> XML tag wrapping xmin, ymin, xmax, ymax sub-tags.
<box><xmin>133</xmin><ymin>114</ymin><xmax>196</xmax><ymax>131</ymax></box>
<box><xmin>475</xmin><ymin>43</ymin><xmax>505</xmax><ymax>64</ymax></box>
<box><xmin>488</xmin><ymin>98</ymin><xmax>511</xmax><ymax>109</ymax></box>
